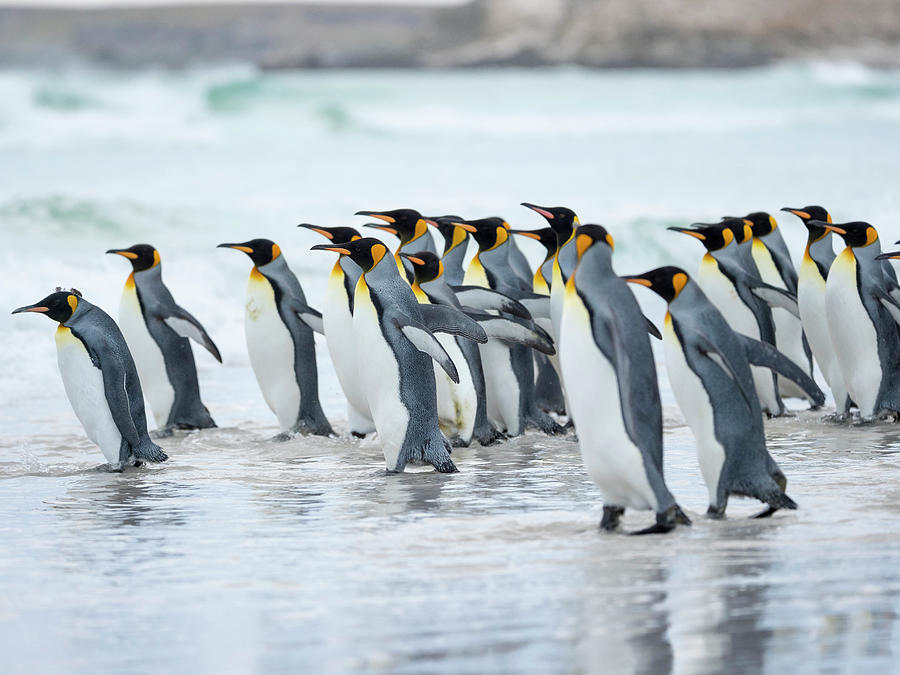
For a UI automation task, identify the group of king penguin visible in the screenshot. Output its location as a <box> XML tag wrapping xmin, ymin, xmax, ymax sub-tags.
<box><xmin>12</xmin><ymin>202</ymin><xmax>900</xmax><ymax>535</ymax></box>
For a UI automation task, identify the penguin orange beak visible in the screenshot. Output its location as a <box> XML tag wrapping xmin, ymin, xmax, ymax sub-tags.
<box><xmin>820</xmin><ymin>224</ymin><xmax>847</xmax><ymax>236</ymax></box>
<box><xmin>106</xmin><ymin>249</ymin><xmax>139</xmax><ymax>259</ymax></box>
<box><xmin>217</xmin><ymin>243</ymin><xmax>254</xmax><ymax>253</ymax></box>
<box><xmin>622</xmin><ymin>276</ymin><xmax>653</xmax><ymax>288</ymax></box>
<box><xmin>398</xmin><ymin>253</ymin><xmax>426</xmax><ymax>266</ymax></box>
<box><xmin>667</xmin><ymin>226</ymin><xmax>706</xmax><ymax>241</ymax></box>
<box><xmin>875</xmin><ymin>251</ymin><xmax>900</xmax><ymax>261</ymax></box>
<box><xmin>355</xmin><ymin>211</ymin><xmax>396</xmax><ymax>224</ymax></box>
<box><xmin>310</xmin><ymin>244</ymin><xmax>351</xmax><ymax>256</ymax></box>
<box><xmin>509</xmin><ymin>229</ymin><xmax>542</xmax><ymax>240</ymax></box>
<box><xmin>781</xmin><ymin>207</ymin><xmax>811</xmax><ymax>220</ymax></box>
<box><xmin>363</xmin><ymin>223</ymin><xmax>399</xmax><ymax>236</ymax></box>
<box><xmin>450</xmin><ymin>221</ymin><xmax>477</xmax><ymax>233</ymax></box>
<box><xmin>297</xmin><ymin>223</ymin><xmax>334</xmax><ymax>240</ymax></box>
<box><xmin>11</xmin><ymin>304</ymin><xmax>49</xmax><ymax>314</ymax></box>
<box><xmin>521</xmin><ymin>202</ymin><xmax>555</xmax><ymax>220</ymax></box>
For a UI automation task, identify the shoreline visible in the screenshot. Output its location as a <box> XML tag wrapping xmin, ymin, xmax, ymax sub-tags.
<box><xmin>2</xmin><ymin>0</ymin><xmax>900</xmax><ymax>70</ymax></box>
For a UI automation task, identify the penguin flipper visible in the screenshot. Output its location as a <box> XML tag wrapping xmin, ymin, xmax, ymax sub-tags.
<box><xmin>391</xmin><ymin>314</ymin><xmax>460</xmax><ymax>383</ymax></box>
<box><xmin>748</xmin><ymin>282</ymin><xmax>800</xmax><ymax>318</ymax></box>
<box><xmin>870</xmin><ymin>285</ymin><xmax>900</xmax><ymax>326</ymax></box>
<box><xmin>644</xmin><ymin>315</ymin><xmax>662</xmax><ymax>340</ymax></box>
<box><xmin>463</xmin><ymin>311</ymin><xmax>556</xmax><ymax>355</ymax></box>
<box><xmin>287</xmin><ymin>298</ymin><xmax>325</xmax><ymax>335</ymax></box>
<box><xmin>734</xmin><ymin>334</ymin><xmax>825</xmax><ymax>406</ymax></box>
<box><xmin>449</xmin><ymin>285</ymin><xmax>531</xmax><ymax>319</ymax></box>
<box><xmin>417</xmin><ymin>304</ymin><xmax>488</xmax><ymax>344</ymax></box>
<box><xmin>160</xmin><ymin>306</ymin><xmax>223</xmax><ymax>363</ymax></box>
<box><xmin>98</xmin><ymin>353</ymin><xmax>168</xmax><ymax>463</ymax></box>
<box><xmin>686</xmin><ymin>333</ymin><xmax>758</xmax><ymax>414</ymax></box>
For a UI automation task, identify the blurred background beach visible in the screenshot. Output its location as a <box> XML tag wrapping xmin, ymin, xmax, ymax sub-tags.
<box><xmin>2</xmin><ymin>1</ymin><xmax>900</xmax><ymax>672</ymax></box>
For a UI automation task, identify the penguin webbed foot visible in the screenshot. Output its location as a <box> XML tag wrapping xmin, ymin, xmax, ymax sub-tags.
<box><xmin>630</xmin><ymin>512</ymin><xmax>676</xmax><ymax>536</ymax></box>
<box><xmin>751</xmin><ymin>506</ymin><xmax>779</xmax><ymax>519</ymax></box>
<box><xmin>706</xmin><ymin>504</ymin><xmax>726</xmax><ymax>519</ymax></box>
<box><xmin>525</xmin><ymin>411</ymin><xmax>566</xmax><ymax>435</ymax></box>
<box><xmin>290</xmin><ymin>416</ymin><xmax>336</xmax><ymax>438</ymax></box>
<box><xmin>599</xmin><ymin>505</ymin><xmax>624</xmax><ymax>531</ymax></box>
<box><xmin>473</xmin><ymin>424</ymin><xmax>506</xmax><ymax>446</ymax></box>
<box><xmin>450</xmin><ymin>436</ymin><xmax>469</xmax><ymax>448</ymax></box>
<box><xmin>351</xmin><ymin>430</ymin><xmax>367</xmax><ymax>439</ymax></box>
<box><xmin>673</xmin><ymin>504</ymin><xmax>692</xmax><ymax>526</ymax></box>
<box><xmin>270</xmin><ymin>431</ymin><xmax>293</xmax><ymax>442</ymax></box>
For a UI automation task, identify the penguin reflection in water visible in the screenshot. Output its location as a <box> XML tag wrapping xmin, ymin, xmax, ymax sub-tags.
<box><xmin>625</xmin><ymin>267</ymin><xmax>812</xmax><ymax>518</ymax></box>
<box><xmin>13</xmin><ymin>289</ymin><xmax>167</xmax><ymax>469</ymax></box>
<box><xmin>311</xmin><ymin>237</ymin><xmax>488</xmax><ymax>473</ymax></box>
<box><xmin>559</xmin><ymin>226</ymin><xmax>690</xmax><ymax>534</ymax></box>
<box><xmin>218</xmin><ymin>239</ymin><xmax>333</xmax><ymax>439</ymax></box>
<box><xmin>107</xmin><ymin>244</ymin><xmax>220</xmax><ymax>434</ymax></box>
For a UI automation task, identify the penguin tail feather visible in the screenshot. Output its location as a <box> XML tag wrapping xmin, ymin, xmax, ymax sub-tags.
<box><xmin>134</xmin><ymin>440</ymin><xmax>168</xmax><ymax>463</ymax></box>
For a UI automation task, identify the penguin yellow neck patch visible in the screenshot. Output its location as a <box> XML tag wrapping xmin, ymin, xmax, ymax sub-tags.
<box><xmin>250</xmin><ymin>266</ymin><xmax>265</xmax><ymax>281</ymax></box>
<box><xmin>125</xmin><ymin>272</ymin><xmax>136</xmax><ymax>290</ymax></box>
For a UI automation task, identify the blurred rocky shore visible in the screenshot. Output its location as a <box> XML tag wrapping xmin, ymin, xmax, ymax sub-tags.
<box><xmin>1</xmin><ymin>0</ymin><xmax>899</xmax><ymax>69</ymax></box>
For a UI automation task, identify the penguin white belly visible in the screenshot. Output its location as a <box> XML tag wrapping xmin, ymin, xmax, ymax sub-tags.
<box><xmin>753</xmin><ymin>244</ymin><xmax>810</xmax><ymax>398</ymax></box>
<box><xmin>479</xmin><ymin>339</ymin><xmax>521</xmax><ymax>434</ymax></box>
<box><xmin>698</xmin><ymin>259</ymin><xmax>778</xmax><ymax>414</ymax></box>
<box><xmin>463</xmin><ymin>262</ymin><xmax>521</xmax><ymax>434</ymax></box>
<box><xmin>245</xmin><ymin>270</ymin><xmax>300</xmax><ymax>431</ymax></box>
<box><xmin>662</xmin><ymin>317</ymin><xmax>725</xmax><ymax>507</ymax></box>
<box><xmin>433</xmin><ymin>334</ymin><xmax>476</xmax><ymax>443</ymax></box>
<box><xmin>560</xmin><ymin>296</ymin><xmax>657</xmax><ymax>511</ymax></box>
<box><xmin>826</xmin><ymin>251</ymin><xmax>881</xmax><ymax>416</ymax></box>
<box><xmin>118</xmin><ymin>280</ymin><xmax>174</xmax><ymax>429</ymax></box>
<box><xmin>56</xmin><ymin>326</ymin><xmax>123</xmax><ymax>464</ymax></box>
<box><xmin>323</xmin><ymin>270</ymin><xmax>375</xmax><ymax>433</ymax></box>
<box><xmin>354</xmin><ymin>284</ymin><xmax>409</xmax><ymax>470</ymax></box>
<box><xmin>798</xmin><ymin>258</ymin><xmax>848</xmax><ymax>409</ymax></box>
<box><xmin>550</xmin><ymin>262</ymin><xmax>564</xmax><ymax>340</ymax></box>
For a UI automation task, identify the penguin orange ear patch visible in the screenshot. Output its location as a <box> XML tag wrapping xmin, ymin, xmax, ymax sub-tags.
<box><xmin>271</xmin><ymin>243</ymin><xmax>282</xmax><ymax>260</ymax></box>
<box><xmin>865</xmin><ymin>227</ymin><xmax>879</xmax><ymax>246</ymax></box>
<box><xmin>575</xmin><ymin>233</ymin><xmax>593</xmax><ymax>259</ymax></box>
<box><xmin>66</xmin><ymin>294</ymin><xmax>79</xmax><ymax>313</ymax></box>
<box><xmin>370</xmin><ymin>243</ymin><xmax>388</xmax><ymax>267</ymax></box>
<box><xmin>672</xmin><ymin>272</ymin><xmax>688</xmax><ymax>298</ymax></box>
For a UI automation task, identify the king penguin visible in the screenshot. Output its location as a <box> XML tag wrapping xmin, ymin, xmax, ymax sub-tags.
<box><xmin>297</xmin><ymin>223</ymin><xmax>376</xmax><ymax>437</ymax></box>
<box><xmin>13</xmin><ymin>289</ymin><xmax>168</xmax><ymax>468</ymax></box>
<box><xmin>402</xmin><ymin>250</ymin><xmax>555</xmax><ymax>446</ymax></box>
<box><xmin>560</xmin><ymin>226</ymin><xmax>690</xmax><ymax>534</ymax></box>
<box><xmin>781</xmin><ymin>205</ymin><xmax>851</xmax><ymax>415</ymax></box>
<box><xmin>624</xmin><ymin>267</ymin><xmax>807</xmax><ymax>518</ymax></box>
<box><xmin>821</xmin><ymin>221</ymin><xmax>900</xmax><ymax>419</ymax></box>
<box><xmin>463</xmin><ymin>216</ymin><xmax>565</xmax><ymax>436</ymax></box>
<box><xmin>669</xmin><ymin>220</ymin><xmax>802</xmax><ymax>417</ymax></box>
<box><xmin>740</xmin><ymin>212</ymin><xmax>816</xmax><ymax>403</ymax></box>
<box><xmin>107</xmin><ymin>244</ymin><xmax>219</xmax><ymax>433</ymax></box>
<box><xmin>356</xmin><ymin>208</ymin><xmax>437</xmax><ymax>279</ymax></box>
<box><xmin>429</xmin><ymin>215</ymin><xmax>470</xmax><ymax>286</ymax></box>
<box><xmin>510</xmin><ymin>226</ymin><xmax>567</xmax><ymax>415</ymax></box>
<box><xmin>218</xmin><ymin>239</ymin><xmax>333</xmax><ymax>438</ymax></box>
<box><xmin>311</xmin><ymin>237</ymin><xmax>488</xmax><ymax>472</ymax></box>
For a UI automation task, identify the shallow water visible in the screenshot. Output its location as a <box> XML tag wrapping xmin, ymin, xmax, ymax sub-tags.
<box><xmin>3</xmin><ymin>63</ymin><xmax>900</xmax><ymax>671</ymax></box>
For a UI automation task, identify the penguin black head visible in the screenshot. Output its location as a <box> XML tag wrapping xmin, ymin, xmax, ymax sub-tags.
<box><xmin>623</xmin><ymin>266</ymin><xmax>691</xmax><ymax>303</ymax></box>
<box><xmin>520</xmin><ymin>203</ymin><xmax>580</xmax><ymax>242</ymax></box>
<box><xmin>462</xmin><ymin>217</ymin><xmax>510</xmax><ymax>252</ymax></box>
<box><xmin>217</xmin><ymin>239</ymin><xmax>282</xmax><ymax>267</ymax></box>
<box><xmin>356</xmin><ymin>209</ymin><xmax>433</xmax><ymax>245</ymax></box>
<box><xmin>739</xmin><ymin>212</ymin><xmax>778</xmax><ymax>238</ymax></box>
<box><xmin>667</xmin><ymin>222</ymin><xmax>736</xmax><ymax>252</ymax></box>
<box><xmin>427</xmin><ymin>215</ymin><xmax>474</xmax><ymax>254</ymax></box>
<box><xmin>106</xmin><ymin>244</ymin><xmax>160</xmax><ymax>272</ymax></box>
<box><xmin>399</xmin><ymin>251</ymin><xmax>443</xmax><ymax>284</ymax></box>
<box><xmin>509</xmin><ymin>227</ymin><xmax>557</xmax><ymax>257</ymax></box>
<box><xmin>572</xmin><ymin>224</ymin><xmax>615</xmax><ymax>261</ymax></box>
<box><xmin>297</xmin><ymin>223</ymin><xmax>361</xmax><ymax>245</ymax></box>
<box><xmin>781</xmin><ymin>206</ymin><xmax>833</xmax><ymax>241</ymax></box>
<box><xmin>311</xmin><ymin>237</ymin><xmax>390</xmax><ymax>273</ymax></box>
<box><xmin>12</xmin><ymin>288</ymin><xmax>82</xmax><ymax>323</ymax></box>
<box><xmin>818</xmin><ymin>221</ymin><xmax>880</xmax><ymax>249</ymax></box>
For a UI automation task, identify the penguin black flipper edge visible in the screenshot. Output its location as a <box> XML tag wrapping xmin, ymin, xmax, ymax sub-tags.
<box><xmin>734</xmin><ymin>334</ymin><xmax>826</xmax><ymax>406</ymax></box>
<box><xmin>155</xmin><ymin>305</ymin><xmax>223</xmax><ymax>363</ymax></box>
<box><xmin>417</xmin><ymin>304</ymin><xmax>488</xmax><ymax>344</ymax></box>
<box><xmin>390</xmin><ymin>314</ymin><xmax>460</xmax><ymax>383</ymax></box>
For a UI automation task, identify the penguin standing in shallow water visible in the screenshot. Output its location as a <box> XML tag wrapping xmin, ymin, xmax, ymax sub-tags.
<box><xmin>297</xmin><ymin>224</ymin><xmax>375</xmax><ymax>437</ymax></box>
<box><xmin>401</xmin><ymin>250</ymin><xmax>554</xmax><ymax>446</ymax></box>
<box><xmin>782</xmin><ymin>206</ymin><xmax>850</xmax><ymax>415</ymax></box>
<box><xmin>311</xmin><ymin>238</ymin><xmax>488</xmax><ymax>472</ymax></box>
<box><xmin>218</xmin><ymin>239</ymin><xmax>333</xmax><ymax>438</ymax></box>
<box><xmin>624</xmin><ymin>268</ymin><xmax>810</xmax><ymax>518</ymax></box>
<box><xmin>510</xmin><ymin>226</ymin><xmax>567</xmax><ymax>415</ymax></box>
<box><xmin>107</xmin><ymin>244</ymin><xmax>219</xmax><ymax>433</ymax></box>
<box><xmin>463</xmin><ymin>217</ymin><xmax>564</xmax><ymax>436</ymax></box>
<box><xmin>821</xmin><ymin>221</ymin><xmax>900</xmax><ymax>419</ymax></box>
<box><xmin>669</xmin><ymin>220</ymin><xmax>801</xmax><ymax>417</ymax></box>
<box><xmin>13</xmin><ymin>289</ymin><xmax>167</xmax><ymax>468</ymax></box>
<box><xmin>560</xmin><ymin>226</ymin><xmax>690</xmax><ymax>534</ymax></box>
